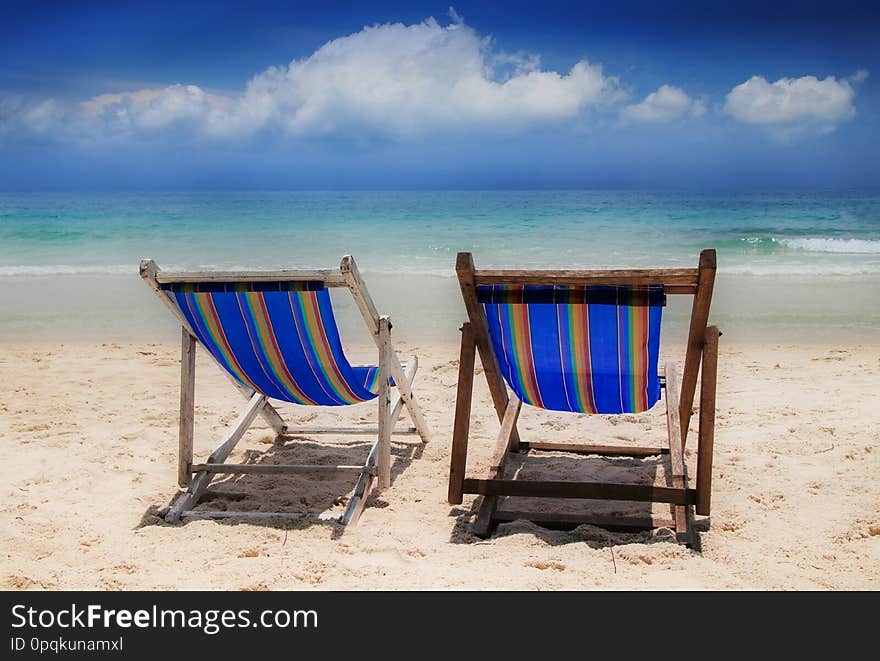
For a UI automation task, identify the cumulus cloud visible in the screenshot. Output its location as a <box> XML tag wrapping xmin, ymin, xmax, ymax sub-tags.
<box><xmin>723</xmin><ymin>74</ymin><xmax>862</xmax><ymax>129</ymax></box>
<box><xmin>83</xmin><ymin>85</ymin><xmax>231</xmax><ymax>133</ymax></box>
<box><xmin>619</xmin><ymin>85</ymin><xmax>705</xmax><ymax>123</ymax></box>
<box><xmin>0</xmin><ymin>15</ymin><xmax>624</xmax><ymax>143</ymax></box>
<box><xmin>208</xmin><ymin>17</ymin><xmax>623</xmax><ymax>138</ymax></box>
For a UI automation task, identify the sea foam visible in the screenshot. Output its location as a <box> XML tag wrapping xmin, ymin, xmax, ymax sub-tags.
<box><xmin>779</xmin><ymin>237</ymin><xmax>880</xmax><ymax>254</ymax></box>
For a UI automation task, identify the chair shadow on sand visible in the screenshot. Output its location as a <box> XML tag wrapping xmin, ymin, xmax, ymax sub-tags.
<box><xmin>447</xmin><ymin>447</ymin><xmax>706</xmax><ymax>552</ymax></box>
<box><xmin>139</xmin><ymin>433</ymin><xmax>424</xmax><ymax>540</ymax></box>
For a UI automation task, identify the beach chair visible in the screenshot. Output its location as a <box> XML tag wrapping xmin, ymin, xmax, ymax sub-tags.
<box><xmin>448</xmin><ymin>250</ymin><xmax>718</xmax><ymax>545</ymax></box>
<box><xmin>140</xmin><ymin>256</ymin><xmax>431</xmax><ymax>526</ymax></box>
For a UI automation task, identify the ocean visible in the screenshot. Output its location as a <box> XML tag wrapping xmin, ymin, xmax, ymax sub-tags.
<box><xmin>1</xmin><ymin>190</ymin><xmax>878</xmax><ymax>343</ymax></box>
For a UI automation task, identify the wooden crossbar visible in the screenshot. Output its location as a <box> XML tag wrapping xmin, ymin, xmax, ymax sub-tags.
<box><xmin>518</xmin><ymin>442</ymin><xmax>669</xmax><ymax>457</ymax></box>
<box><xmin>191</xmin><ymin>463</ymin><xmax>370</xmax><ymax>475</ymax></box>
<box><xmin>281</xmin><ymin>426</ymin><xmax>419</xmax><ymax>436</ymax></box>
<box><xmin>462</xmin><ymin>479</ymin><xmax>697</xmax><ymax>505</ymax></box>
<box><xmin>472</xmin><ymin>267</ymin><xmax>699</xmax><ymax>288</ymax></box>
<box><xmin>181</xmin><ymin>511</ymin><xmax>340</xmax><ymax>521</ymax></box>
<box><xmin>155</xmin><ymin>269</ymin><xmax>347</xmax><ymax>286</ymax></box>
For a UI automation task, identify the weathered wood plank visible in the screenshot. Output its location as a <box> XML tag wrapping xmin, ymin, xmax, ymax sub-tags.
<box><xmin>448</xmin><ymin>323</ymin><xmax>476</xmax><ymax>505</ymax></box>
<box><xmin>665</xmin><ymin>362</ymin><xmax>690</xmax><ymax>545</ymax></box>
<box><xmin>474</xmin><ymin>394</ymin><xmax>522</xmax><ymax>537</ymax></box>
<box><xmin>339</xmin><ymin>254</ymin><xmax>380</xmax><ymax>335</ymax></box>
<box><xmin>139</xmin><ymin>259</ymin><xmax>199</xmax><ymax>337</ymax></box>
<box><xmin>665</xmin><ymin>363</ymin><xmax>685</xmax><ymax>481</ymax></box>
<box><xmin>281</xmin><ymin>426</ymin><xmax>418</xmax><ymax>436</ymax></box>
<box><xmin>342</xmin><ymin>257</ymin><xmax>430</xmax><ymax>443</ymax></box>
<box><xmin>473</xmin><ymin>267</ymin><xmax>699</xmax><ymax>287</ymax></box>
<box><xmin>181</xmin><ymin>511</ymin><xmax>339</xmax><ymax>521</ymax></box>
<box><xmin>696</xmin><ymin>325</ymin><xmax>719</xmax><ymax>516</ymax></box>
<box><xmin>190</xmin><ymin>463</ymin><xmax>368</xmax><ymax>475</ymax></box>
<box><xmin>472</xmin><ymin>497</ymin><xmax>500</xmax><ymax>538</ymax></box>
<box><xmin>665</xmin><ymin>285</ymin><xmax>698</xmax><ymax>295</ymax></box>
<box><xmin>376</xmin><ymin>316</ymin><xmax>392</xmax><ymax>489</ymax></box>
<box><xmin>155</xmin><ymin>269</ymin><xmax>347</xmax><ymax>285</ymax></box>
<box><xmin>680</xmin><ymin>248</ymin><xmax>717</xmax><ymax>446</ymax></box>
<box><xmin>206</xmin><ymin>394</ymin><xmax>266</xmax><ymax>465</ymax></box>
<box><xmin>178</xmin><ymin>328</ymin><xmax>196</xmax><ymax>488</ymax></box>
<box><xmin>253</xmin><ymin>395</ymin><xmax>287</xmax><ymax>435</ymax></box>
<box><xmin>389</xmin><ymin>355</ymin><xmax>418</xmax><ymax>429</ymax></box>
<box><xmin>519</xmin><ymin>442</ymin><xmax>668</xmax><ymax>457</ymax></box>
<box><xmin>386</xmin><ymin>351</ymin><xmax>431</xmax><ymax>444</ymax></box>
<box><xmin>490</xmin><ymin>397</ymin><xmax>522</xmax><ymax>471</ymax></box>
<box><xmin>462</xmin><ymin>478</ymin><xmax>697</xmax><ymax>505</ymax></box>
<box><xmin>340</xmin><ymin>439</ymin><xmax>380</xmax><ymax>527</ymax></box>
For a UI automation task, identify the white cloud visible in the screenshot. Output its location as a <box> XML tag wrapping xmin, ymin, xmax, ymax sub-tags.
<box><xmin>83</xmin><ymin>85</ymin><xmax>231</xmax><ymax>132</ymax></box>
<box><xmin>207</xmin><ymin>17</ymin><xmax>623</xmax><ymax>138</ymax></box>
<box><xmin>0</xmin><ymin>16</ymin><xmax>624</xmax><ymax>143</ymax></box>
<box><xmin>619</xmin><ymin>85</ymin><xmax>705</xmax><ymax>123</ymax></box>
<box><xmin>724</xmin><ymin>74</ymin><xmax>859</xmax><ymax>129</ymax></box>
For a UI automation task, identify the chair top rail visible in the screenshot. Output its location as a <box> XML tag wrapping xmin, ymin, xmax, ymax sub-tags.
<box><xmin>470</xmin><ymin>267</ymin><xmax>700</xmax><ymax>291</ymax></box>
<box><xmin>152</xmin><ymin>268</ymin><xmax>348</xmax><ymax>287</ymax></box>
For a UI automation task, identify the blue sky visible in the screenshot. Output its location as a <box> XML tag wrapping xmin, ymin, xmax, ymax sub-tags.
<box><xmin>1</xmin><ymin>0</ymin><xmax>878</xmax><ymax>190</ymax></box>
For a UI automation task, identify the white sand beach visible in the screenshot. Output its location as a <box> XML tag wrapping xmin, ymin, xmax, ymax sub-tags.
<box><xmin>1</xmin><ymin>339</ymin><xmax>877</xmax><ymax>590</ymax></box>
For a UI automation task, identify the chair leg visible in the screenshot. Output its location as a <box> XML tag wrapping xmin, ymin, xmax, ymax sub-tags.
<box><xmin>664</xmin><ymin>362</ymin><xmax>692</xmax><ymax>545</ymax></box>
<box><xmin>696</xmin><ymin>326</ymin><xmax>719</xmax><ymax>516</ymax></box>
<box><xmin>377</xmin><ymin>316</ymin><xmax>392</xmax><ymax>490</ymax></box>
<box><xmin>340</xmin><ymin>439</ymin><xmax>380</xmax><ymax>527</ymax></box>
<box><xmin>448</xmin><ymin>323</ymin><xmax>476</xmax><ymax>505</ymax></box>
<box><xmin>473</xmin><ymin>497</ymin><xmax>500</xmax><ymax>538</ymax></box>
<box><xmin>178</xmin><ymin>328</ymin><xmax>196</xmax><ymax>488</ymax></box>
<box><xmin>387</xmin><ymin>351</ymin><xmax>431</xmax><ymax>443</ymax></box>
<box><xmin>473</xmin><ymin>397</ymin><xmax>521</xmax><ymax>538</ymax></box>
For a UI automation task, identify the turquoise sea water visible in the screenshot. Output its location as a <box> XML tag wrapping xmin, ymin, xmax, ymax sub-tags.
<box><xmin>0</xmin><ymin>191</ymin><xmax>878</xmax><ymax>342</ymax></box>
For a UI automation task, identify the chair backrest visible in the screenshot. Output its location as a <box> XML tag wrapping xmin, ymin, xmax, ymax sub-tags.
<box><xmin>139</xmin><ymin>259</ymin><xmax>382</xmax><ymax>407</ymax></box>
<box><xmin>457</xmin><ymin>250</ymin><xmax>716</xmax><ymax>423</ymax></box>
<box><xmin>478</xmin><ymin>284</ymin><xmax>665</xmax><ymax>414</ymax></box>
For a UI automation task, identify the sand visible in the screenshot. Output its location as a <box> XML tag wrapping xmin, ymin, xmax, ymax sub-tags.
<box><xmin>1</xmin><ymin>339</ymin><xmax>878</xmax><ymax>590</ymax></box>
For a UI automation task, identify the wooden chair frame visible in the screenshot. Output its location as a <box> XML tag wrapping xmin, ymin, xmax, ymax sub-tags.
<box><xmin>448</xmin><ymin>249</ymin><xmax>718</xmax><ymax>545</ymax></box>
<box><xmin>140</xmin><ymin>255</ymin><xmax>431</xmax><ymax>527</ymax></box>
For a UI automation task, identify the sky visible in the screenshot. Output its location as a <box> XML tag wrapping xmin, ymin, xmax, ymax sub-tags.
<box><xmin>1</xmin><ymin>0</ymin><xmax>878</xmax><ymax>190</ymax></box>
